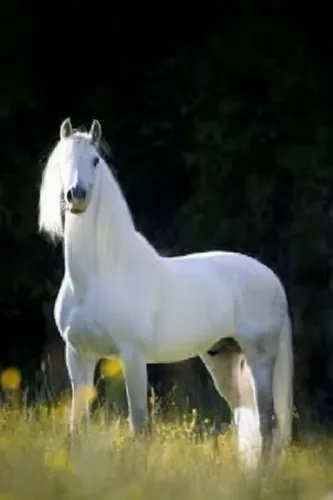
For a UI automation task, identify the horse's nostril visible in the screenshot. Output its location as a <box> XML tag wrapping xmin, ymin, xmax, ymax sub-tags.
<box><xmin>66</xmin><ymin>185</ymin><xmax>86</xmax><ymax>203</ymax></box>
<box><xmin>78</xmin><ymin>187</ymin><xmax>87</xmax><ymax>199</ymax></box>
<box><xmin>66</xmin><ymin>189</ymin><xmax>73</xmax><ymax>203</ymax></box>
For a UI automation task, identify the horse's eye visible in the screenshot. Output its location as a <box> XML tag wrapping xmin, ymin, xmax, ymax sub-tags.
<box><xmin>92</xmin><ymin>157</ymin><xmax>99</xmax><ymax>167</ymax></box>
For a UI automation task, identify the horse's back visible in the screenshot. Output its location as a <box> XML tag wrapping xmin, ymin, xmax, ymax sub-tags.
<box><xmin>167</xmin><ymin>250</ymin><xmax>287</xmax><ymax>336</ymax></box>
<box><xmin>169</xmin><ymin>250</ymin><xmax>284</xmax><ymax>293</ymax></box>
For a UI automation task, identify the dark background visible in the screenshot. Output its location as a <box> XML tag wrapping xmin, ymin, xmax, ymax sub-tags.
<box><xmin>1</xmin><ymin>2</ymin><xmax>333</xmax><ymax>428</ymax></box>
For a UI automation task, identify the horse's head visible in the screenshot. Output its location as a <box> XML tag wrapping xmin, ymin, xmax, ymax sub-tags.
<box><xmin>59</xmin><ymin>117</ymin><xmax>102</xmax><ymax>214</ymax></box>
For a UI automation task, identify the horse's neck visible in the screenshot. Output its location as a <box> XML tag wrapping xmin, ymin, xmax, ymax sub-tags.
<box><xmin>64</xmin><ymin>207</ymin><xmax>99</xmax><ymax>297</ymax></box>
<box><xmin>63</xmin><ymin>175</ymin><xmax>149</xmax><ymax>299</ymax></box>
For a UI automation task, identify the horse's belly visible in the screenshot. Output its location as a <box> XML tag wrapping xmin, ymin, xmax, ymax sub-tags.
<box><xmin>145</xmin><ymin>337</ymin><xmax>215</xmax><ymax>364</ymax></box>
<box><xmin>146</xmin><ymin>323</ymin><xmax>229</xmax><ymax>363</ymax></box>
<box><xmin>149</xmin><ymin>289</ymin><xmax>234</xmax><ymax>363</ymax></box>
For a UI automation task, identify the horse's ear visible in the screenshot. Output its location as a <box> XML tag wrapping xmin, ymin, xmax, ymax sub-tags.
<box><xmin>89</xmin><ymin>119</ymin><xmax>102</xmax><ymax>143</ymax></box>
<box><xmin>60</xmin><ymin>118</ymin><xmax>73</xmax><ymax>139</ymax></box>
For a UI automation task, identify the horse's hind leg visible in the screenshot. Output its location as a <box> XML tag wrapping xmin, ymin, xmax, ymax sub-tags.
<box><xmin>237</xmin><ymin>342</ymin><xmax>276</xmax><ymax>470</ymax></box>
<box><xmin>201</xmin><ymin>339</ymin><xmax>275</xmax><ymax>471</ymax></box>
<box><xmin>201</xmin><ymin>342</ymin><xmax>260</xmax><ymax>469</ymax></box>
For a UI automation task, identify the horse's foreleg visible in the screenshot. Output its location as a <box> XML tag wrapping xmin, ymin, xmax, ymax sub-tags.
<box><xmin>120</xmin><ymin>346</ymin><xmax>148</xmax><ymax>436</ymax></box>
<box><xmin>65</xmin><ymin>342</ymin><xmax>96</xmax><ymax>435</ymax></box>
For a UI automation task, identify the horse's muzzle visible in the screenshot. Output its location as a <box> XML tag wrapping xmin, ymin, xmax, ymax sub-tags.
<box><xmin>66</xmin><ymin>185</ymin><xmax>87</xmax><ymax>214</ymax></box>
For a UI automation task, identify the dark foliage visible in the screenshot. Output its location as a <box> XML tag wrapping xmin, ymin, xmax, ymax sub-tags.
<box><xmin>1</xmin><ymin>2</ymin><xmax>333</xmax><ymax>422</ymax></box>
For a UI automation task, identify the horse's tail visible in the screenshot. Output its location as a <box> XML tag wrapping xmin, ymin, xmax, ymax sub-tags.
<box><xmin>273</xmin><ymin>311</ymin><xmax>294</xmax><ymax>450</ymax></box>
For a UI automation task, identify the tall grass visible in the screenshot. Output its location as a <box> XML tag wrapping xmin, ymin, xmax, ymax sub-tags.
<box><xmin>0</xmin><ymin>406</ymin><xmax>333</xmax><ymax>498</ymax></box>
<box><xmin>0</xmin><ymin>365</ymin><xmax>332</xmax><ymax>499</ymax></box>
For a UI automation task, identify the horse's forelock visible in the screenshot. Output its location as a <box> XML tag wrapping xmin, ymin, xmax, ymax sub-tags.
<box><xmin>73</xmin><ymin>125</ymin><xmax>87</xmax><ymax>134</ymax></box>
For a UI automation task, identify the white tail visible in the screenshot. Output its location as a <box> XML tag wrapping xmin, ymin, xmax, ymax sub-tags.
<box><xmin>273</xmin><ymin>313</ymin><xmax>294</xmax><ymax>451</ymax></box>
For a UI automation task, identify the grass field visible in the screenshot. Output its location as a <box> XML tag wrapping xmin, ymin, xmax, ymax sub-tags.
<box><xmin>1</xmin><ymin>367</ymin><xmax>333</xmax><ymax>499</ymax></box>
<box><xmin>0</xmin><ymin>407</ymin><xmax>333</xmax><ymax>499</ymax></box>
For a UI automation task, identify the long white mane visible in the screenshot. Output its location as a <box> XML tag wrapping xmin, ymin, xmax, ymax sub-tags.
<box><xmin>38</xmin><ymin>138</ymin><xmax>66</xmax><ymax>241</ymax></box>
<box><xmin>38</xmin><ymin>132</ymin><xmax>135</xmax><ymax>247</ymax></box>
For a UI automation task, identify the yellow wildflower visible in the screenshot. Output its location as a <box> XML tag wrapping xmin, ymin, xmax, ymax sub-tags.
<box><xmin>46</xmin><ymin>450</ymin><xmax>72</xmax><ymax>472</ymax></box>
<box><xmin>100</xmin><ymin>357</ymin><xmax>122</xmax><ymax>378</ymax></box>
<box><xmin>0</xmin><ymin>368</ymin><xmax>21</xmax><ymax>391</ymax></box>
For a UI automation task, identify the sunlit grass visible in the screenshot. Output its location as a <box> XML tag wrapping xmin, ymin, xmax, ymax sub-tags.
<box><xmin>0</xmin><ymin>407</ymin><xmax>332</xmax><ymax>499</ymax></box>
<box><xmin>0</xmin><ymin>366</ymin><xmax>332</xmax><ymax>499</ymax></box>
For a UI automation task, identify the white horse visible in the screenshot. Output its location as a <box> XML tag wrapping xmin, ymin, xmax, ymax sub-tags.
<box><xmin>38</xmin><ymin>118</ymin><xmax>293</xmax><ymax>470</ymax></box>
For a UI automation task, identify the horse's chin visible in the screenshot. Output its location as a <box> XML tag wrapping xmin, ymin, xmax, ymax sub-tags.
<box><xmin>70</xmin><ymin>208</ymin><xmax>86</xmax><ymax>215</ymax></box>
<box><xmin>67</xmin><ymin>204</ymin><xmax>87</xmax><ymax>215</ymax></box>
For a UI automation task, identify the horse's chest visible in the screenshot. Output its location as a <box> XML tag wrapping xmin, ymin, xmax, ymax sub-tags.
<box><xmin>63</xmin><ymin>285</ymin><xmax>152</xmax><ymax>355</ymax></box>
<box><xmin>64</xmin><ymin>309</ymin><xmax>119</xmax><ymax>356</ymax></box>
<box><xmin>68</xmin><ymin>262</ymin><xmax>94</xmax><ymax>294</ymax></box>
